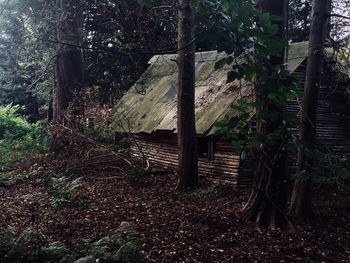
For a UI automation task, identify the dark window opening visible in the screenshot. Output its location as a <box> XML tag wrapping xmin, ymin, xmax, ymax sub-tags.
<box><xmin>197</xmin><ymin>137</ymin><xmax>215</xmax><ymax>161</ymax></box>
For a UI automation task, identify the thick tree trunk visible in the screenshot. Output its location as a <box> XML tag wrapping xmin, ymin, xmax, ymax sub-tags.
<box><xmin>241</xmin><ymin>0</ymin><xmax>290</xmax><ymax>229</ymax></box>
<box><xmin>176</xmin><ymin>0</ymin><xmax>198</xmax><ymax>190</ymax></box>
<box><xmin>289</xmin><ymin>0</ymin><xmax>330</xmax><ymax>218</ymax></box>
<box><xmin>53</xmin><ymin>0</ymin><xmax>84</xmax><ymax>126</ymax></box>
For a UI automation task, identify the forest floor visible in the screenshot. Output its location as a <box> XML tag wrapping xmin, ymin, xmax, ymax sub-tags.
<box><xmin>1</xmin><ymin>153</ymin><xmax>350</xmax><ymax>263</ymax></box>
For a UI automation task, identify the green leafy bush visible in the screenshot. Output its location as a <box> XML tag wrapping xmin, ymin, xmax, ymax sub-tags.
<box><xmin>85</xmin><ymin>126</ymin><xmax>115</xmax><ymax>144</ymax></box>
<box><xmin>0</xmin><ymin>225</ymin><xmax>68</xmax><ymax>262</ymax></box>
<box><xmin>0</xmin><ymin>172</ymin><xmax>29</xmax><ymax>188</ymax></box>
<box><xmin>187</xmin><ymin>184</ymin><xmax>223</xmax><ymax>199</ymax></box>
<box><xmin>68</xmin><ymin>222</ymin><xmax>147</xmax><ymax>263</ymax></box>
<box><xmin>50</xmin><ymin>177</ymin><xmax>82</xmax><ymax>208</ymax></box>
<box><xmin>125</xmin><ymin>166</ymin><xmax>146</xmax><ymax>185</ymax></box>
<box><xmin>0</xmin><ymin>104</ymin><xmax>49</xmax><ymax>166</ymax></box>
<box><xmin>0</xmin><ymin>175</ymin><xmax>12</xmax><ymax>187</ymax></box>
<box><xmin>38</xmin><ymin>173</ymin><xmax>82</xmax><ymax>208</ymax></box>
<box><xmin>0</xmin><ymin>222</ymin><xmax>147</xmax><ymax>263</ymax></box>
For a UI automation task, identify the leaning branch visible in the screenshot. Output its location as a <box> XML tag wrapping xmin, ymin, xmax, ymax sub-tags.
<box><xmin>329</xmin><ymin>14</ymin><xmax>350</xmax><ymax>20</ymax></box>
<box><xmin>53</xmin><ymin>124</ymin><xmax>134</xmax><ymax>167</ymax></box>
<box><xmin>41</xmin><ymin>38</ymin><xmax>196</xmax><ymax>57</ymax></box>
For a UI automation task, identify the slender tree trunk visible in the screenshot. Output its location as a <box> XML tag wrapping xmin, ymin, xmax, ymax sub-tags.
<box><xmin>289</xmin><ymin>0</ymin><xmax>330</xmax><ymax>218</ymax></box>
<box><xmin>53</xmin><ymin>0</ymin><xmax>84</xmax><ymax>126</ymax></box>
<box><xmin>241</xmin><ymin>0</ymin><xmax>290</xmax><ymax>229</ymax></box>
<box><xmin>176</xmin><ymin>0</ymin><xmax>198</xmax><ymax>190</ymax></box>
<box><xmin>48</xmin><ymin>99</ymin><xmax>53</xmax><ymax>122</ymax></box>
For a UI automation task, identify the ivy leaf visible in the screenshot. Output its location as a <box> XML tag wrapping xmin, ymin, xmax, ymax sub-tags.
<box><xmin>215</xmin><ymin>58</ymin><xmax>227</xmax><ymax>70</ymax></box>
<box><xmin>225</xmin><ymin>56</ymin><xmax>234</xmax><ymax>65</ymax></box>
<box><xmin>137</xmin><ymin>0</ymin><xmax>154</xmax><ymax>8</ymax></box>
<box><xmin>259</xmin><ymin>13</ymin><xmax>271</xmax><ymax>28</ymax></box>
<box><xmin>244</xmin><ymin>65</ymin><xmax>257</xmax><ymax>81</ymax></box>
<box><xmin>263</xmin><ymin>38</ymin><xmax>285</xmax><ymax>56</ymax></box>
<box><xmin>270</xmin><ymin>15</ymin><xmax>283</xmax><ymax>22</ymax></box>
<box><xmin>222</xmin><ymin>0</ymin><xmax>230</xmax><ymax>12</ymax></box>
<box><xmin>226</xmin><ymin>70</ymin><xmax>238</xmax><ymax>83</ymax></box>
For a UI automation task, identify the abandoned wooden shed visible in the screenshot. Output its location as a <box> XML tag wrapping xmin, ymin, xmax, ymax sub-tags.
<box><xmin>113</xmin><ymin>42</ymin><xmax>350</xmax><ymax>186</ymax></box>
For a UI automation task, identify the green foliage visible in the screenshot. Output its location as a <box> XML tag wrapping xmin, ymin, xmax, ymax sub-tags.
<box><xmin>0</xmin><ymin>104</ymin><xmax>49</xmax><ymax>167</ymax></box>
<box><xmin>51</xmin><ymin>177</ymin><xmax>82</xmax><ymax>208</ymax></box>
<box><xmin>115</xmin><ymin>137</ymin><xmax>132</xmax><ymax>156</ymax></box>
<box><xmin>41</xmin><ymin>175</ymin><xmax>82</xmax><ymax>208</ymax></box>
<box><xmin>0</xmin><ymin>104</ymin><xmax>37</xmax><ymax>140</ymax></box>
<box><xmin>0</xmin><ymin>226</ymin><xmax>18</xmax><ymax>259</ymax></box>
<box><xmin>137</xmin><ymin>0</ymin><xmax>154</xmax><ymax>7</ymax></box>
<box><xmin>188</xmin><ymin>184</ymin><xmax>222</xmax><ymax>198</ymax></box>
<box><xmin>195</xmin><ymin>1</ymin><xmax>349</xmax><ymax>186</ymax></box>
<box><xmin>0</xmin><ymin>172</ymin><xmax>29</xmax><ymax>188</ymax></box>
<box><xmin>84</xmin><ymin>0</ymin><xmax>177</xmax><ymax>106</ymax></box>
<box><xmin>193</xmin><ymin>0</ymin><xmax>302</xmax><ymax>162</ymax></box>
<box><xmin>85</xmin><ymin>127</ymin><xmax>115</xmax><ymax>144</ymax></box>
<box><xmin>125</xmin><ymin>166</ymin><xmax>147</xmax><ymax>185</ymax></box>
<box><xmin>40</xmin><ymin>242</ymin><xmax>68</xmax><ymax>262</ymax></box>
<box><xmin>0</xmin><ymin>226</ymin><xmax>57</xmax><ymax>261</ymax></box>
<box><xmin>289</xmin><ymin>0</ymin><xmax>312</xmax><ymax>42</ymax></box>
<box><xmin>291</xmin><ymin>146</ymin><xmax>350</xmax><ymax>186</ymax></box>
<box><xmin>0</xmin><ymin>0</ymin><xmax>55</xmax><ymax>118</ymax></box>
<box><xmin>73</xmin><ymin>222</ymin><xmax>146</xmax><ymax>263</ymax></box>
<box><xmin>0</xmin><ymin>175</ymin><xmax>12</xmax><ymax>187</ymax></box>
<box><xmin>0</xmin><ymin>222</ymin><xmax>147</xmax><ymax>263</ymax></box>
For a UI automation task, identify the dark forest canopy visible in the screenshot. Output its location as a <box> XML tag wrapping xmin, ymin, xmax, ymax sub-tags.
<box><xmin>0</xmin><ymin>0</ymin><xmax>350</xmax><ymax>261</ymax></box>
<box><xmin>0</xmin><ymin>0</ymin><xmax>349</xmax><ymax>116</ymax></box>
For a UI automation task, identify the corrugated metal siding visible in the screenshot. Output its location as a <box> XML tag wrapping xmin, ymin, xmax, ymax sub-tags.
<box><xmin>285</xmin><ymin>63</ymin><xmax>306</xmax><ymax>178</ymax></box>
<box><xmin>238</xmin><ymin>60</ymin><xmax>350</xmax><ymax>186</ymax></box>
<box><xmin>316</xmin><ymin>87</ymin><xmax>350</xmax><ymax>174</ymax></box>
<box><xmin>285</xmin><ymin>62</ymin><xmax>350</xmax><ymax>177</ymax></box>
<box><xmin>130</xmin><ymin>133</ymin><xmax>240</xmax><ymax>184</ymax></box>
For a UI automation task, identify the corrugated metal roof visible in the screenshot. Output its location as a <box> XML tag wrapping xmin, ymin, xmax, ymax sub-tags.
<box><xmin>287</xmin><ymin>41</ymin><xmax>309</xmax><ymax>72</ymax></box>
<box><xmin>113</xmin><ymin>42</ymin><xmax>339</xmax><ymax>135</ymax></box>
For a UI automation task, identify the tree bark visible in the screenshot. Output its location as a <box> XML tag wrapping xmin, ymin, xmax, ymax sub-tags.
<box><xmin>53</xmin><ymin>0</ymin><xmax>84</xmax><ymax>126</ymax></box>
<box><xmin>289</xmin><ymin>0</ymin><xmax>330</xmax><ymax>218</ymax></box>
<box><xmin>241</xmin><ymin>0</ymin><xmax>290</xmax><ymax>229</ymax></box>
<box><xmin>176</xmin><ymin>0</ymin><xmax>198</xmax><ymax>190</ymax></box>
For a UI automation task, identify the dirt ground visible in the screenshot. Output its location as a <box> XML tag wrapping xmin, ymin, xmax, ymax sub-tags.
<box><xmin>1</xmin><ymin>156</ymin><xmax>350</xmax><ymax>263</ymax></box>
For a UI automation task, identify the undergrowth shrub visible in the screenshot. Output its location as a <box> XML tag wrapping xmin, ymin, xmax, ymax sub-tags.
<box><xmin>0</xmin><ymin>222</ymin><xmax>147</xmax><ymax>263</ymax></box>
<box><xmin>0</xmin><ymin>175</ymin><xmax>12</xmax><ymax>187</ymax></box>
<box><xmin>0</xmin><ymin>104</ymin><xmax>49</xmax><ymax>166</ymax></box>
<box><xmin>0</xmin><ymin>226</ymin><xmax>68</xmax><ymax>262</ymax></box>
<box><xmin>188</xmin><ymin>184</ymin><xmax>221</xmax><ymax>199</ymax></box>
<box><xmin>85</xmin><ymin>126</ymin><xmax>115</xmax><ymax>144</ymax></box>
<box><xmin>125</xmin><ymin>166</ymin><xmax>146</xmax><ymax>184</ymax></box>
<box><xmin>115</xmin><ymin>137</ymin><xmax>132</xmax><ymax>156</ymax></box>
<box><xmin>84</xmin><ymin>106</ymin><xmax>115</xmax><ymax>144</ymax></box>
<box><xmin>0</xmin><ymin>173</ymin><xmax>28</xmax><ymax>187</ymax></box>
<box><xmin>50</xmin><ymin>177</ymin><xmax>82</xmax><ymax>208</ymax></box>
<box><xmin>39</xmin><ymin>173</ymin><xmax>82</xmax><ymax>208</ymax></box>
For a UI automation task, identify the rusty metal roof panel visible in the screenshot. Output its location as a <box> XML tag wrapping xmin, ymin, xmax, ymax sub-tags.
<box><xmin>113</xmin><ymin>43</ymin><xmax>326</xmax><ymax>135</ymax></box>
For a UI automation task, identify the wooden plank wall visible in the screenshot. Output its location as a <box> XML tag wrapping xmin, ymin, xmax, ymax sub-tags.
<box><xmin>130</xmin><ymin>133</ymin><xmax>240</xmax><ymax>184</ymax></box>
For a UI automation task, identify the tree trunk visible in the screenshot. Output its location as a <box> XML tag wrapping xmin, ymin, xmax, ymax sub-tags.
<box><xmin>176</xmin><ymin>0</ymin><xmax>198</xmax><ymax>190</ymax></box>
<box><xmin>241</xmin><ymin>0</ymin><xmax>290</xmax><ymax>229</ymax></box>
<box><xmin>289</xmin><ymin>0</ymin><xmax>330</xmax><ymax>218</ymax></box>
<box><xmin>53</xmin><ymin>0</ymin><xmax>84</xmax><ymax>126</ymax></box>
